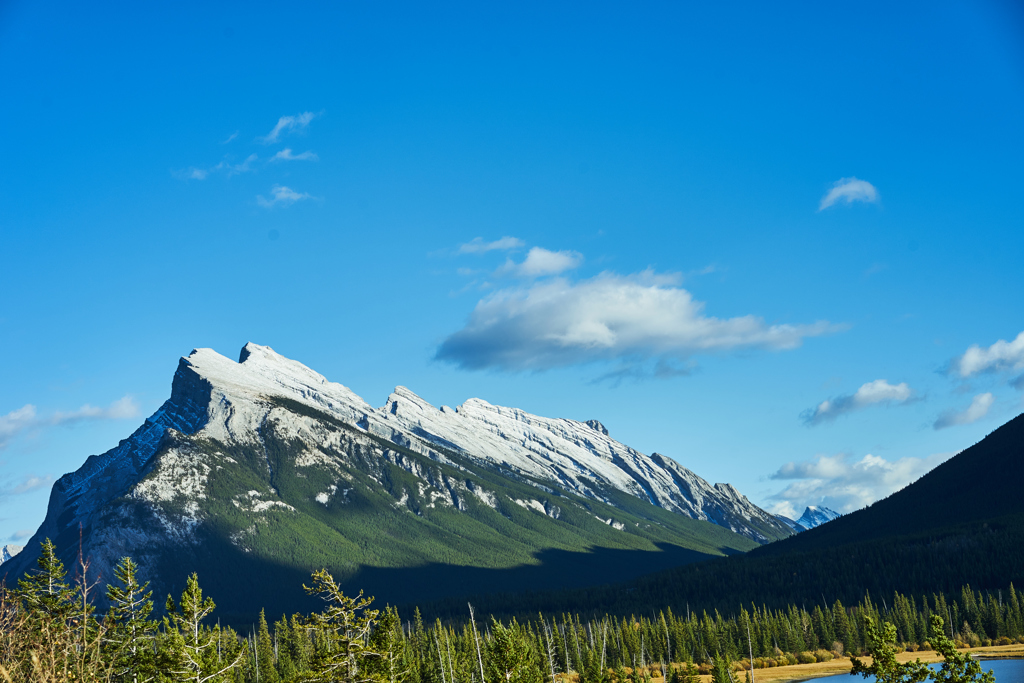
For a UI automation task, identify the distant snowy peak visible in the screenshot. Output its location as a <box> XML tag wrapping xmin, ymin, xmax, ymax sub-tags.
<box><xmin>798</xmin><ymin>505</ymin><xmax>840</xmax><ymax>529</ymax></box>
<box><xmin>1</xmin><ymin>544</ymin><xmax>23</xmax><ymax>564</ymax></box>
<box><xmin>777</xmin><ymin>506</ymin><xmax>841</xmax><ymax>533</ymax></box>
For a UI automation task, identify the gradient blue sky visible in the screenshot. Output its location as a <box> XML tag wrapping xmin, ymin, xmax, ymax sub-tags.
<box><xmin>2</xmin><ymin>0</ymin><xmax>1024</xmax><ymax>544</ymax></box>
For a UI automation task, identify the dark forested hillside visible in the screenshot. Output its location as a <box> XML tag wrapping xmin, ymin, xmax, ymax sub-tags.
<box><xmin>415</xmin><ymin>412</ymin><xmax>1024</xmax><ymax>621</ymax></box>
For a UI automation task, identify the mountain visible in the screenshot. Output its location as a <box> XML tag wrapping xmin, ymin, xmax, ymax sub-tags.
<box><xmin>796</xmin><ymin>505</ymin><xmax>840</xmax><ymax>529</ymax></box>
<box><xmin>0</xmin><ymin>545</ymin><xmax>22</xmax><ymax>564</ymax></box>
<box><xmin>777</xmin><ymin>505</ymin><xmax>841</xmax><ymax>532</ymax></box>
<box><xmin>445</xmin><ymin>411</ymin><xmax>1024</xmax><ymax>619</ymax></box>
<box><xmin>3</xmin><ymin>343</ymin><xmax>789</xmax><ymax>621</ymax></box>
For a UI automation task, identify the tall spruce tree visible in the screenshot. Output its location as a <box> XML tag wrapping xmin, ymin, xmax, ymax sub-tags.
<box><xmin>105</xmin><ymin>556</ymin><xmax>156</xmax><ymax>682</ymax></box>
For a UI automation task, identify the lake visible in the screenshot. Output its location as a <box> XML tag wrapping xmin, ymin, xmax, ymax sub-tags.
<box><xmin>808</xmin><ymin>659</ymin><xmax>1024</xmax><ymax>683</ymax></box>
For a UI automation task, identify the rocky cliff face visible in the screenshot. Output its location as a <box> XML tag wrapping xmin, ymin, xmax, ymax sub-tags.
<box><xmin>5</xmin><ymin>344</ymin><xmax>790</xmax><ymax>614</ymax></box>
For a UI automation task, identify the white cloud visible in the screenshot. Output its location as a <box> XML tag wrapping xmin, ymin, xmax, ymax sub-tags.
<box><xmin>257</xmin><ymin>185</ymin><xmax>314</xmax><ymax>208</ymax></box>
<box><xmin>270</xmin><ymin>148</ymin><xmax>319</xmax><ymax>162</ymax></box>
<box><xmin>766</xmin><ymin>450</ymin><xmax>954</xmax><ymax>515</ymax></box>
<box><xmin>0</xmin><ymin>405</ymin><xmax>37</xmax><ymax>449</ymax></box>
<box><xmin>458</xmin><ymin>236</ymin><xmax>525</xmax><ymax>254</ymax></box>
<box><xmin>436</xmin><ymin>269</ymin><xmax>841</xmax><ymax>371</ymax></box>
<box><xmin>221</xmin><ymin>131</ymin><xmax>239</xmax><ymax>144</ymax></box>
<box><xmin>0</xmin><ymin>396</ymin><xmax>139</xmax><ymax>450</ymax></box>
<box><xmin>952</xmin><ymin>331</ymin><xmax>1024</xmax><ymax>378</ymax></box>
<box><xmin>9</xmin><ymin>529</ymin><xmax>33</xmax><ymax>541</ymax></box>
<box><xmin>803</xmin><ymin>379</ymin><xmax>913</xmax><ymax>425</ymax></box>
<box><xmin>933</xmin><ymin>392</ymin><xmax>994</xmax><ymax>430</ymax></box>
<box><xmin>818</xmin><ymin>177</ymin><xmax>879</xmax><ymax>211</ymax></box>
<box><xmin>259</xmin><ymin>112</ymin><xmax>318</xmax><ymax>144</ymax></box>
<box><xmin>497</xmin><ymin>247</ymin><xmax>584</xmax><ymax>278</ymax></box>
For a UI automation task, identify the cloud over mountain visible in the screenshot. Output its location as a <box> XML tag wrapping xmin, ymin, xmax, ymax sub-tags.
<box><xmin>934</xmin><ymin>392</ymin><xmax>994</xmax><ymax>430</ymax></box>
<box><xmin>767</xmin><ymin>450</ymin><xmax>954</xmax><ymax>516</ymax></box>
<box><xmin>436</xmin><ymin>270</ymin><xmax>839</xmax><ymax>371</ymax></box>
<box><xmin>802</xmin><ymin>379</ymin><xmax>913</xmax><ymax>425</ymax></box>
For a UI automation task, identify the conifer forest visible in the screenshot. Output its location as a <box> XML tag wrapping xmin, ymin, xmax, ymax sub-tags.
<box><xmin>2</xmin><ymin>539</ymin><xmax>1020</xmax><ymax>683</ymax></box>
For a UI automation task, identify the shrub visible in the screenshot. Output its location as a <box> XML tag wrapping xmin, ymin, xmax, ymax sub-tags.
<box><xmin>797</xmin><ymin>652</ymin><xmax>816</xmax><ymax>664</ymax></box>
<box><xmin>813</xmin><ymin>650</ymin><xmax>834</xmax><ymax>663</ymax></box>
<box><xmin>996</xmin><ymin>637</ymin><xmax>1012</xmax><ymax>646</ymax></box>
<box><xmin>919</xmin><ymin>641</ymin><xmax>932</xmax><ymax>651</ymax></box>
<box><xmin>785</xmin><ymin>654</ymin><xmax>798</xmax><ymax>666</ymax></box>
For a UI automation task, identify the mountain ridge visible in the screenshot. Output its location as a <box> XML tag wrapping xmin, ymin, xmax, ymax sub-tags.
<box><xmin>3</xmin><ymin>343</ymin><xmax>789</xmax><ymax>620</ymax></box>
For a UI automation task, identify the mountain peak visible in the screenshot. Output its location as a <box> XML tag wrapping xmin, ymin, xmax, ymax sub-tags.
<box><xmin>585</xmin><ymin>419</ymin><xmax>609</xmax><ymax>436</ymax></box>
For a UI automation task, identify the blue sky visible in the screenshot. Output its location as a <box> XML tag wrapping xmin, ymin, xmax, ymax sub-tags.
<box><xmin>2</xmin><ymin>0</ymin><xmax>1023</xmax><ymax>544</ymax></box>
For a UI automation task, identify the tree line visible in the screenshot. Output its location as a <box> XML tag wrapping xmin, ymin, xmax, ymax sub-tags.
<box><xmin>2</xmin><ymin>539</ymin><xmax>1021</xmax><ymax>682</ymax></box>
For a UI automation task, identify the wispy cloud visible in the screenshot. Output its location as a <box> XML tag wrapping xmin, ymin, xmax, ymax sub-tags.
<box><xmin>0</xmin><ymin>474</ymin><xmax>53</xmax><ymax>504</ymax></box>
<box><xmin>221</xmin><ymin>131</ymin><xmax>239</xmax><ymax>144</ymax></box>
<box><xmin>951</xmin><ymin>330</ymin><xmax>1024</xmax><ymax>378</ymax></box>
<box><xmin>270</xmin><ymin>148</ymin><xmax>319</xmax><ymax>163</ymax></box>
<box><xmin>458</xmin><ymin>236</ymin><xmax>525</xmax><ymax>254</ymax></box>
<box><xmin>175</xmin><ymin>153</ymin><xmax>258</xmax><ymax>181</ymax></box>
<box><xmin>0</xmin><ymin>396</ymin><xmax>140</xmax><ymax>450</ymax></box>
<box><xmin>8</xmin><ymin>529</ymin><xmax>33</xmax><ymax>541</ymax></box>
<box><xmin>818</xmin><ymin>177</ymin><xmax>879</xmax><ymax>211</ymax></box>
<box><xmin>802</xmin><ymin>379</ymin><xmax>913</xmax><ymax>426</ymax></box>
<box><xmin>496</xmin><ymin>247</ymin><xmax>583</xmax><ymax>278</ymax></box>
<box><xmin>436</xmin><ymin>269</ymin><xmax>841</xmax><ymax>372</ymax></box>
<box><xmin>257</xmin><ymin>185</ymin><xmax>314</xmax><ymax>208</ymax></box>
<box><xmin>933</xmin><ymin>392</ymin><xmax>994</xmax><ymax>430</ymax></box>
<box><xmin>0</xmin><ymin>405</ymin><xmax>38</xmax><ymax>449</ymax></box>
<box><xmin>766</xmin><ymin>450</ymin><xmax>954</xmax><ymax>516</ymax></box>
<box><xmin>259</xmin><ymin>112</ymin><xmax>318</xmax><ymax>144</ymax></box>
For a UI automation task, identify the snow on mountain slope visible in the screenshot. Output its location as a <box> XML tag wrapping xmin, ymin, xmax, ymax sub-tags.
<box><xmin>796</xmin><ymin>505</ymin><xmax>840</xmax><ymax>529</ymax></box>
<box><xmin>15</xmin><ymin>343</ymin><xmax>789</xmax><ymax>578</ymax></box>
<box><xmin>1</xmin><ymin>544</ymin><xmax>22</xmax><ymax>564</ymax></box>
<box><xmin>180</xmin><ymin>343</ymin><xmax>787</xmax><ymax>541</ymax></box>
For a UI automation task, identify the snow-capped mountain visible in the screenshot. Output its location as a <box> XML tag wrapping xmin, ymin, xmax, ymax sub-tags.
<box><xmin>776</xmin><ymin>505</ymin><xmax>841</xmax><ymax>533</ymax></box>
<box><xmin>6</xmin><ymin>343</ymin><xmax>790</xmax><ymax>615</ymax></box>
<box><xmin>797</xmin><ymin>505</ymin><xmax>840</xmax><ymax>529</ymax></box>
<box><xmin>1</xmin><ymin>544</ymin><xmax>22</xmax><ymax>564</ymax></box>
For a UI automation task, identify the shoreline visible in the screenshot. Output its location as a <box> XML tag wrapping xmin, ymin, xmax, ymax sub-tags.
<box><xmin>723</xmin><ymin>644</ymin><xmax>1024</xmax><ymax>683</ymax></box>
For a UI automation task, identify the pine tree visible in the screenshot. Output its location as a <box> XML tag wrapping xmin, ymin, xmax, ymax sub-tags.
<box><xmin>166</xmin><ymin>573</ymin><xmax>244</xmax><ymax>683</ymax></box>
<box><xmin>486</xmin><ymin>617</ymin><xmax>542</xmax><ymax>683</ymax></box>
<box><xmin>927</xmin><ymin>615</ymin><xmax>995</xmax><ymax>683</ymax></box>
<box><xmin>302</xmin><ymin>568</ymin><xmax>381</xmax><ymax>683</ymax></box>
<box><xmin>257</xmin><ymin>609</ymin><xmax>281</xmax><ymax>683</ymax></box>
<box><xmin>105</xmin><ymin>556</ymin><xmax>156</xmax><ymax>682</ymax></box>
<box><xmin>370</xmin><ymin>606</ymin><xmax>410</xmax><ymax>683</ymax></box>
<box><xmin>849</xmin><ymin>616</ymin><xmax>929</xmax><ymax>683</ymax></box>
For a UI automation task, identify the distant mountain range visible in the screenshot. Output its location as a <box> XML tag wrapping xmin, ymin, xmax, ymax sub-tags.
<box><xmin>777</xmin><ymin>505</ymin><xmax>841</xmax><ymax>533</ymax></box>
<box><xmin>2</xmin><ymin>343</ymin><xmax>790</xmax><ymax>621</ymax></box>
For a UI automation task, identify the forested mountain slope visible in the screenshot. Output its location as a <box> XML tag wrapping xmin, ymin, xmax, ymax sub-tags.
<box><xmin>418</xmin><ymin>412</ymin><xmax>1024</xmax><ymax>619</ymax></box>
<box><xmin>2</xmin><ymin>343</ymin><xmax>788</xmax><ymax>622</ymax></box>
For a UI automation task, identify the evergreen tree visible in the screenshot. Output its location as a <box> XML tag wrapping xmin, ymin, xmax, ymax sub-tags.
<box><xmin>927</xmin><ymin>616</ymin><xmax>995</xmax><ymax>683</ymax></box>
<box><xmin>486</xmin><ymin>617</ymin><xmax>542</xmax><ymax>683</ymax></box>
<box><xmin>105</xmin><ymin>556</ymin><xmax>157</xmax><ymax>683</ymax></box>
<box><xmin>369</xmin><ymin>606</ymin><xmax>411</xmax><ymax>683</ymax></box>
<box><xmin>166</xmin><ymin>573</ymin><xmax>244</xmax><ymax>683</ymax></box>
<box><xmin>302</xmin><ymin>568</ymin><xmax>381</xmax><ymax>683</ymax></box>
<box><xmin>849</xmin><ymin>616</ymin><xmax>929</xmax><ymax>683</ymax></box>
<box><xmin>257</xmin><ymin>609</ymin><xmax>281</xmax><ymax>683</ymax></box>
